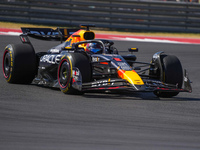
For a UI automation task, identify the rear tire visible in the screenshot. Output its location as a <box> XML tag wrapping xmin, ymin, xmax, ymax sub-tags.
<box><xmin>58</xmin><ymin>53</ymin><xmax>91</xmax><ymax>94</ymax></box>
<box><xmin>154</xmin><ymin>55</ymin><xmax>183</xmax><ymax>98</ymax></box>
<box><xmin>2</xmin><ymin>44</ymin><xmax>37</xmax><ymax>84</ymax></box>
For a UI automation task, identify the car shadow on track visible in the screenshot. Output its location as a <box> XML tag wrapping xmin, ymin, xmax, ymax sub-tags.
<box><xmin>83</xmin><ymin>91</ymin><xmax>159</xmax><ymax>101</ymax></box>
<box><xmin>35</xmin><ymin>85</ymin><xmax>200</xmax><ymax>101</ymax></box>
<box><xmin>172</xmin><ymin>97</ymin><xmax>200</xmax><ymax>101</ymax></box>
<box><xmin>83</xmin><ymin>91</ymin><xmax>200</xmax><ymax>101</ymax></box>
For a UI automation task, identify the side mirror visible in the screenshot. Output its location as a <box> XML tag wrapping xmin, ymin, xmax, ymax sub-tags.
<box><xmin>128</xmin><ymin>48</ymin><xmax>138</xmax><ymax>52</ymax></box>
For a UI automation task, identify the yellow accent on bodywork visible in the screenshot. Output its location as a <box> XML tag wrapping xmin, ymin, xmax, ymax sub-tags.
<box><xmin>67</xmin><ymin>56</ymin><xmax>73</xmax><ymax>78</ymax></box>
<box><xmin>108</xmin><ymin>78</ymin><xmax>111</xmax><ymax>85</ymax></box>
<box><xmin>122</xmin><ymin>70</ymin><xmax>144</xmax><ymax>85</ymax></box>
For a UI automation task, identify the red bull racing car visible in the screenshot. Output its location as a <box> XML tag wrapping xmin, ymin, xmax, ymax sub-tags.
<box><xmin>2</xmin><ymin>25</ymin><xmax>192</xmax><ymax>97</ymax></box>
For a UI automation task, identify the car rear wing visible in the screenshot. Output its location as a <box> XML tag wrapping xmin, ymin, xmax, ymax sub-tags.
<box><xmin>21</xmin><ymin>27</ymin><xmax>79</xmax><ymax>42</ymax></box>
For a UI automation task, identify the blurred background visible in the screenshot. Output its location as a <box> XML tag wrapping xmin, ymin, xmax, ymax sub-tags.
<box><xmin>1</xmin><ymin>0</ymin><xmax>200</xmax><ymax>33</ymax></box>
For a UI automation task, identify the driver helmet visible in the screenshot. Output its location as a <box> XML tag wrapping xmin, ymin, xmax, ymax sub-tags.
<box><xmin>85</xmin><ymin>43</ymin><xmax>103</xmax><ymax>54</ymax></box>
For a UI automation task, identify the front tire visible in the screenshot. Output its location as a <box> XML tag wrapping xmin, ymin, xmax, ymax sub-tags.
<box><xmin>2</xmin><ymin>44</ymin><xmax>37</xmax><ymax>84</ymax></box>
<box><xmin>154</xmin><ymin>55</ymin><xmax>183</xmax><ymax>98</ymax></box>
<box><xmin>58</xmin><ymin>53</ymin><xmax>91</xmax><ymax>94</ymax></box>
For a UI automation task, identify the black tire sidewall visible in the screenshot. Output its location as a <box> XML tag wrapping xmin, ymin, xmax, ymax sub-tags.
<box><xmin>154</xmin><ymin>55</ymin><xmax>183</xmax><ymax>98</ymax></box>
<box><xmin>162</xmin><ymin>55</ymin><xmax>183</xmax><ymax>88</ymax></box>
<box><xmin>2</xmin><ymin>44</ymin><xmax>36</xmax><ymax>84</ymax></box>
<box><xmin>70</xmin><ymin>53</ymin><xmax>91</xmax><ymax>83</ymax></box>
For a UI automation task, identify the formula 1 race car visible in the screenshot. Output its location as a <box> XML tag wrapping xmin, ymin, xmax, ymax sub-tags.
<box><xmin>2</xmin><ymin>25</ymin><xmax>192</xmax><ymax>97</ymax></box>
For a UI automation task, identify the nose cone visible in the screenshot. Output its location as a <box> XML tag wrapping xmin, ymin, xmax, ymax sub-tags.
<box><xmin>118</xmin><ymin>70</ymin><xmax>144</xmax><ymax>85</ymax></box>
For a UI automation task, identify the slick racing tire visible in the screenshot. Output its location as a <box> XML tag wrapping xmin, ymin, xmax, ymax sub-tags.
<box><xmin>2</xmin><ymin>44</ymin><xmax>37</xmax><ymax>84</ymax></box>
<box><xmin>154</xmin><ymin>55</ymin><xmax>183</xmax><ymax>98</ymax></box>
<box><xmin>58</xmin><ymin>53</ymin><xmax>91</xmax><ymax>94</ymax></box>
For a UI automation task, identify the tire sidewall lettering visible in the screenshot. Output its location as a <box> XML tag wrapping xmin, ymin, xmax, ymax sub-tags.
<box><xmin>3</xmin><ymin>45</ymin><xmax>14</xmax><ymax>82</ymax></box>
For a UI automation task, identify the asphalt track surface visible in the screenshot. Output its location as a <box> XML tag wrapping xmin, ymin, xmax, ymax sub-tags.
<box><xmin>0</xmin><ymin>35</ymin><xmax>200</xmax><ymax>150</ymax></box>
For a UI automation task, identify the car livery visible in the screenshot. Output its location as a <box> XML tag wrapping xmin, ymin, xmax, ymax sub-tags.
<box><xmin>2</xmin><ymin>24</ymin><xmax>192</xmax><ymax>97</ymax></box>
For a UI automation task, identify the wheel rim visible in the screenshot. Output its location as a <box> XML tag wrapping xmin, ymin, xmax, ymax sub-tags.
<box><xmin>3</xmin><ymin>50</ymin><xmax>11</xmax><ymax>79</ymax></box>
<box><xmin>58</xmin><ymin>59</ymin><xmax>71</xmax><ymax>88</ymax></box>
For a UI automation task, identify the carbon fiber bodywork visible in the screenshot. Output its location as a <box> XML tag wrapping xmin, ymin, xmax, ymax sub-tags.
<box><xmin>5</xmin><ymin>25</ymin><xmax>192</xmax><ymax>97</ymax></box>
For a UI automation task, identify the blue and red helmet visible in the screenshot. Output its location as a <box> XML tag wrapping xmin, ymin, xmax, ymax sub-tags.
<box><xmin>85</xmin><ymin>43</ymin><xmax>103</xmax><ymax>54</ymax></box>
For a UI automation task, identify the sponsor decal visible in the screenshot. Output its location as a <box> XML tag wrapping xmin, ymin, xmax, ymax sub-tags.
<box><xmin>92</xmin><ymin>57</ymin><xmax>99</xmax><ymax>62</ymax></box>
<box><xmin>72</xmin><ymin>68</ymin><xmax>80</xmax><ymax>81</ymax></box>
<box><xmin>117</xmin><ymin>62</ymin><xmax>131</xmax><ymax>70</ymax></box>
<box><xmin>49</xmin><ymin>49</ymin><xmax>60</xmax><ymax>53</ymax></box>
<box><xmin>72</xmin><ymin>67</ymin><xmax>82</xmax><ymax>91</ymax></box>
<box><xmin>91</xmin><ymin>79</ymin><xmax>114</xmax><ymax>87</ymax></box>
<box><xmin>40</xmin><ymin>54</ymin><xmax>62</xmax><ymax>64</ymax></box>
<box><xmin>29</xmin><ymin>31</ymin><xmax>59</xmax><ymax>36</ymax></box>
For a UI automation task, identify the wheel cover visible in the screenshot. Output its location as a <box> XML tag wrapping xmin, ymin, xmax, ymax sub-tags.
<box><xmin>58</xmin><ymin>59</ymin><xmax>71</xmax><ymax>88</ymax></box>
